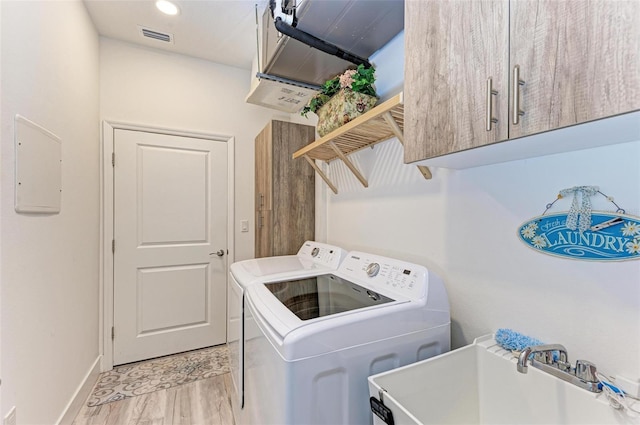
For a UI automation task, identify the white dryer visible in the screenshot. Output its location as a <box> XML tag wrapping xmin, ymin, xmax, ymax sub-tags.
<box><xmin>227</xmin><ymin>241</ymin><xmax>346</xmax><ymax>417</ymax></box>
<box><xmin>242</xmin><ymin>251</ymin><xmax>451</xmax><ymax>425</ymax></box>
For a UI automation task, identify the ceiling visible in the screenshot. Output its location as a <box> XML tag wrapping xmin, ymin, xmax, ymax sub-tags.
<box><xmin>83</xmin><ymin>0</ymin><xmax>269</xmax><ymax>70</ymax></box>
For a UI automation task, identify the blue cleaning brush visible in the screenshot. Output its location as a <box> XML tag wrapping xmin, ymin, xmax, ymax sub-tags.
<box><xmin>495</xmin><ymin>328</ymin><xmax>544</xmax><ymax>351</ymax></box>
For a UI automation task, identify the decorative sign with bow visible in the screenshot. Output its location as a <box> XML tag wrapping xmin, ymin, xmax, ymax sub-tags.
<box><xmin>518</xmin><ymin>186</ymin><xmax>640</xmax><ymax>261</ymax></box>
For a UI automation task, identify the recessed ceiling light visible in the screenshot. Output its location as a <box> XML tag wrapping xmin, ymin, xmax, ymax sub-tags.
<box><xmin>156</xmin><ymin>0</ymin><xmax>180</xmax><ymax>16</ymax></box>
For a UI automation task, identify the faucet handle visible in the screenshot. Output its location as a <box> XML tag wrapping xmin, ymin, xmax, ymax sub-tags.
<box><xmin>534</xmin><ymin>351</ymin><xmax>554</xmax><ymax>364</ymax></box>
<box><xmin>530</xmin><ymin>344</ymin><xmax>569</xmax><ymax>364</ymax></box>
<box><xmin>517</xmin><ymin>344</ymin><xmax>568</xmax><ymax>373</ymax></box>
<box><xmin>575</xmin><ymin>360</ymin><xmax>598</xmax><ymax>383</ymax></box>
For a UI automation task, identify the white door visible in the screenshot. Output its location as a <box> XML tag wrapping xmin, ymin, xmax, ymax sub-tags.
<box><xmin>113</xmin><ymin>129</ymin><xmax>228</xmax><ymax>365</ymax></box>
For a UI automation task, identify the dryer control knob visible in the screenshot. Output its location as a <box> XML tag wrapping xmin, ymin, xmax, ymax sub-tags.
<box><xmin>366</xmin><ymin>262</ymin><xmax>380</xmax><ymax>277</ymax></box>
<box><xmin>311</xmin><ymin>247</ymin><xmax>320</xmax><ymax>257</ymax></box>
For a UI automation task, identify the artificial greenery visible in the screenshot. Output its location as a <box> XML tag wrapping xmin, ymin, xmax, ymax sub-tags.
<box><xmin>350</xmin><ymin>65</ymin><xmax>376</xmax><ymax>96</ymax></box>
<box><xmin>301</xmin><ymin>64</ymin><xmax>376</xmax><ymax>117</ymax></box>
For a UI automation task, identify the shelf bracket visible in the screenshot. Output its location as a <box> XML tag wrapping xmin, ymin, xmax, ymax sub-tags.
<box><xmin>415</xmin><ymin>165</ymin><xmax>433</xmax><ymax>179</ymax></box>
<box><xmin>382</xmin><ymin>111</ymin><xmax>405</xmax><ymax>144</ymax></box>
<box><xmin>382</xmin><ymin>112</ymin><xmax>432</xmax><ymax>180</ymax></box>
<box><xmin>303</xmin><ymin>154</ymin><xmax>338</xmax><ymax>194</ymax></box>
<box><xmin>329</xmin><ymin>141</ymin><xmax>369</xmax><ymax>188</ymax></box>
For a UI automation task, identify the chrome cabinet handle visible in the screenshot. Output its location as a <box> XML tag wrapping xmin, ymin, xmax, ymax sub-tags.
<box><xmin>512</xmin><ymin>65</ymin><xmax>525</xmax><ymax>125</ymax></box>
<box><xmin>486</xmin><ymin>77</ymin><xmax>498</xmax><ymax>131</ymax></box>
<box><xmin>258</xmin><ymin>213</ymin><xmax>263</xmax><ymax>228</ymax></box>
<box><xmin>259</xmin><ymin>193</ymin><xmax>264</xmax><ymax>208</ymax></box>
<box><xmin>209</xmin><ymin>249</ymin><xmax>225</xmax><ymax>257</ymax></box>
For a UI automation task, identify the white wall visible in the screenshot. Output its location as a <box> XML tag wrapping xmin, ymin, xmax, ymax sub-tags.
<box><xmin>0</xmin><ymin>1</ymin><xmax>101</xmax><ymax>423</ymax></box>
<box><xmin>322</xmin><ymin>32</ymin><xmax>640</xmax><ymax>381</ymax></box>
<box><xmin>100</xmin><ymin>38</ymin><xmax>290</xmax><ymax>263</ymax></box>
<box><xmin>0</xmin><ymin>0</ymin><xmax>3</xmax><ymax>415</ymax></box>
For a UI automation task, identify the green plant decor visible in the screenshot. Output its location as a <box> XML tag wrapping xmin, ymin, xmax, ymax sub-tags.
<box><xmin>301</xmin><ymin>64</ymin><xmax>376</xmax><ymax>117</ymax></box>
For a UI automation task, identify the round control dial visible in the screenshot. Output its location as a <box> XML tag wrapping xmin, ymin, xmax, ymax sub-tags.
<box><xmin>311</xmin><ymin>247</ymin><xmax>320</xmax><ymax>257</ymax></box>
<box><xmin>365</xmin><ymin>262</ymin><xmax>380</xmax><ymax>277</ymax></box>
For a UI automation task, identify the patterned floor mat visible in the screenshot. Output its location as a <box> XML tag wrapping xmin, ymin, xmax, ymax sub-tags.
<box><xmin>87</xmin><ymin>345</ymin><xmax>229</xmax><ymax>407</ymax></box>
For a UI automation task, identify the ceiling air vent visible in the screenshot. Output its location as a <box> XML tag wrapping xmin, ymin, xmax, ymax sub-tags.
<box><xmin>138</xmin><ymin>26</ymin><xmax>174</xmax><ymax>43</ymax></box>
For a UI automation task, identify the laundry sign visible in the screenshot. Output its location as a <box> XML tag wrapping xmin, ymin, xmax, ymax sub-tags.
<box><xmin>518</xmin><ymin>186</ymin><xmax>640</xmax><ymax>261</ymax></box>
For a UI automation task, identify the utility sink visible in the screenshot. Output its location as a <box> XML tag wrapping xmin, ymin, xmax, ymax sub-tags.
<box><xmin>368</xmin><ymin>335</ymin><xmax>640</xmax><ymax>425</ymax></box>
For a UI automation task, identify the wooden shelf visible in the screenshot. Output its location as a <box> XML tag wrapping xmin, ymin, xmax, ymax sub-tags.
<box><xmin>293</xmin><ymin>92</ymin><xmax>431</xmax><ymax>194</ymax></box>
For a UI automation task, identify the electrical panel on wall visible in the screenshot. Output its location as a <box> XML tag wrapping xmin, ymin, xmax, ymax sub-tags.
<box><xmin>14</xmin><ymin>115</ymin><xmax>62</xmax><ymax>213</ymax></box>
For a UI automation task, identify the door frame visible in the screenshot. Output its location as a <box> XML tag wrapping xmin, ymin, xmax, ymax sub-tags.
<box><xmin>99</xmin><ymin>120</ymin><xmax>235</xmax><ymax>371</ymax></box>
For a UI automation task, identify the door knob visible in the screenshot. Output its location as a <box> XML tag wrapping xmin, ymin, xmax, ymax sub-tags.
<box><xmin>210</xmin><ymin>250</ymin><xmax>225</xmax><ymax>257</ymax></box>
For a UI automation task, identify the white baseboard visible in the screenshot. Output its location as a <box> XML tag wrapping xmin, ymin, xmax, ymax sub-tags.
<box><xmin>56</xmin><ymin>355</ymin><xmax>102</xmax><ymax>425</ymax></box>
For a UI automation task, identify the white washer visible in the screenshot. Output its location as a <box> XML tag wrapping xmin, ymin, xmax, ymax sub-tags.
<box><xmin>242</xmin><ymin>251</ymin><xmax>451</xmax><ymax>425</ymax></box>
<box><xmin>227</xmin><ymin>241</ymin><xmax>346</xmax><ymax>417</ymax></box>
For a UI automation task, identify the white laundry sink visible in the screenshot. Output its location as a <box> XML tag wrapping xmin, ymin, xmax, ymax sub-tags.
<box><xmin>368</xmin><ymin>335</ymin><xmax>640</xmax><ymax>425</ymax></box>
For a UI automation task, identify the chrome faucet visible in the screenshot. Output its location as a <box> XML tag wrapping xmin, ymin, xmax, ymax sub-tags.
<box><xmin>517</xmin><ymin>344</ymin><xmax>569</xmax><ymax>373</ymax></box>
<box><xmin>516</xmin><ymin>344</ymin><xmax>601</xmax><ymax>393</ymax></box>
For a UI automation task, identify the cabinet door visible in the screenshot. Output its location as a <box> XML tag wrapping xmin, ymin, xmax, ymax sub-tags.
<box><xmin>271</xmin><ymin>121</ymin><xmax>315</xmax><ymax>256</ymax></box>
<box><xmin>255</xmin><ymin>122</ymin><xmax>273</xmax><ymax>212</ymax></box>
<box><xmin>404</xmin><ymin>0</ymin><xmax>509</xmax><ymax>163</ymax></box>
<box><xmin>510</xmin><ymin>0</ymin><xmax>640</xmax><ymax>139</ymax></box>
<box><xmin>255</xmin><ymin>209</ymin><xmax>272</xmax><ymax>258</ymax></box>
<box><xmin>255</xmin><ymin>123</ymin><xmax>272</xmax><ymax>258</ymax></box>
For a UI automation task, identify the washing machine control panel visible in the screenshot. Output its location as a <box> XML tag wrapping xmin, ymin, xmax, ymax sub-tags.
<box><xmin>297</xmin><ymin>242</ymin><xmax>346</xmax><ymax>269</ymax></box>
<box><xmin>340</xmin><ymin>252</ymin><xmax>427</xmax><ymax>300</ymax></box>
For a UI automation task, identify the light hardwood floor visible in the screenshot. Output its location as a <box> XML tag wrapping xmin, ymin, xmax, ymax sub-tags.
<box><xmin>72</xmin><ymin>373</ymin><xmax>235</xmax><ymax>425</ymax></box>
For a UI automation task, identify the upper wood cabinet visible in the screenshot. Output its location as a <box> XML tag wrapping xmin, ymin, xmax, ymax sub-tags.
<box><xmin>404</xmin><ymin>0</ymin><xmax>640</xmax><ymax>163</ymax></box>
<box><xmin>404</xmin><ymin>1</ymin><xmax>509</xmax><ymax>162</ymax></box>
<box><xmin>255</xmin><ymin>120</ymin><xmax>315</xmax><ymax>258</ymax></box>
<box><xmin>509</xmin><ymin>1</ymin><xmax>640</xmax><ymax>139</ymax></box>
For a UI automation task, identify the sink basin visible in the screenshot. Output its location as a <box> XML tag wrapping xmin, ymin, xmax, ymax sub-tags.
<box><xmin>368</xmin><ymin>335</ymin><xmax>640</xmax><ymax>424</ymax></box>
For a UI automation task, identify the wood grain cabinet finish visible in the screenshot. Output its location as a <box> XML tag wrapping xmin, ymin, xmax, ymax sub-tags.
<box><xmin>404</xmin><ymin>0</ymin><xmax>509</xmax><ymax>162</ymax></box>
<box><xmin>404</xmin><ymin>0</ymin><xmax>640</xmax><ymax>163</ymax></box>
<box><xmin>509</xmin><ymin>0</ymin><xmax>640</xmax><ymax>139</ymax></box>
<box><xmin>255</xmin><ymin>121</ymin><xmax>315</xmax><ymax>258</ymax></box>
